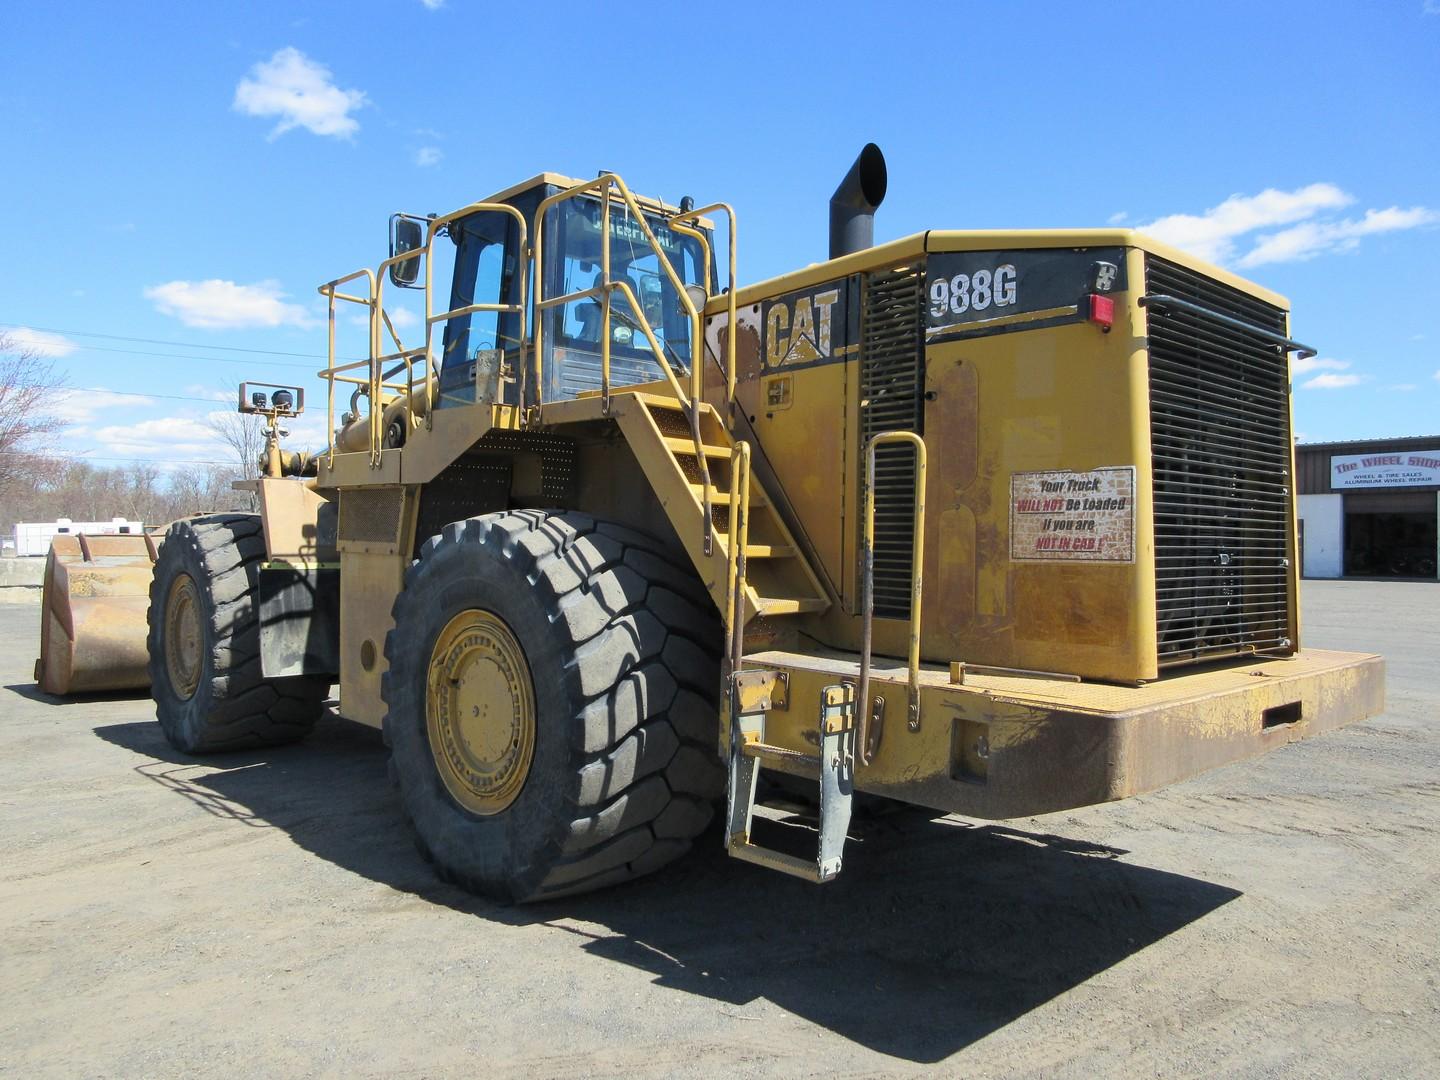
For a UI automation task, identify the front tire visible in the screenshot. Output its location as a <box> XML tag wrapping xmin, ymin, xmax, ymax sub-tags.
<box><xmin>147</xmin><ymin>515</ymin><xmax>329</xmax><ymax>753</ymax></box>
<box><xmin>383</xmin><ymin>510</ymin><xmax>725</xmax><ymax>902</ymax></box>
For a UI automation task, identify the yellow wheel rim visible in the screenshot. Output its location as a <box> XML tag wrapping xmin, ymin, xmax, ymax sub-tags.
<box><xmin>164</xmin><ymin>573</ymin><xmax>203</xmax><ymax>700</ymax></box>
<box><xmin>425</xmin><ymin>609</ymin><xmax>536</xmax><ymax>816</ymax></box>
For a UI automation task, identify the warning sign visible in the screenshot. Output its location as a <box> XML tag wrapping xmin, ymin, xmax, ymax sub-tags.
<box><xmin>1010</xmin><ymin>467</ymin><xmax>1136</xmax><ymax>562</ymax></box>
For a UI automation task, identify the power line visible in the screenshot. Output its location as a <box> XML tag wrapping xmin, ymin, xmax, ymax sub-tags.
<box><xmin>41</xmin><ymin>341</ymin><xmax>321</xmax><ymax>371</ymax></box>
<box><xmin>41</xmin><ymin>386</ymin><xmax>235</xmax><ymax>406</ymax></box>
<box><xmin>1</xmin><ymin>321</ymin><xmax>342</xmax><ymax>360</ymax></box>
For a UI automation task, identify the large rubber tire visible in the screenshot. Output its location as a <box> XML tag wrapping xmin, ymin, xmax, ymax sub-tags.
<box><xmin>383</xmin><ymin>510</ymin><xmax>726</xmax><ymax>902</ymax></box>
<box><xmin>148</xmin><ymin>514</ymin><xmax>329</xmax><ymax>753</ymax></box>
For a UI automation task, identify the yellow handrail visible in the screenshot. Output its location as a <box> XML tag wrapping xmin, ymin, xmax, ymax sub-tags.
<box><xmin>317</xmin><ymin>267</ymin><xmax>376</xmax><ymax>466</ymax></box>
<box><xmin>421</xmin><ymin>202</ymin><xmax>529</xmax><ymax>419</ymax></box>
<box><xmin>667</xmin><ymin>202</ymin><xmax>738</xmax><ymax>406</ymax></box>
<box><xmin>725</xmin><ymin>441</ymin><xmax>752</xmax><ymax>703</ymax></box>
<box><xmin>532</xmin><ymin>174</ymin><xmax>704</xmax><ymax>413</ymax></box>
<box><xmin>856</xmin><ymin>431</ymin><xmax>927</xmax><ymax>764</ymax></box>
<box><xmin>532</xmin><ymin>174</ymin><xmax>716</xmax><ymax>551</ymax></box>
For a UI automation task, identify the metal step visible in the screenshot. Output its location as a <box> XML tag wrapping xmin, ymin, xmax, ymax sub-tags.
<box><xmin>744</xmin><ymin>543</ymin><xmax>795</xmax><ymax>560</ymax></box>
<box><xmin>662</xmin><ymin>436</ymin><xmax>730</xmax><ymax>459</ymax></box>
<box><xmin>690</xmin><ymin>482</ymin><xmax>768</xmax><ymax>508</ymax></box>
<box><xmin>756</xmin><ymin>596</ymin><xmax>827</xmax><ymax>617</ymax></box>
<box><xmin>725</xmin><ymin>682</ymin><xmax>855</xmax><ymax>883</ymax></box>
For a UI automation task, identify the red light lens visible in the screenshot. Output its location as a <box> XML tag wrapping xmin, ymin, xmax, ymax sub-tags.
<box><xmin>1088</xmin><ymin>293</ymin><xmax>1115</xmax><ymax>329</ymax></box>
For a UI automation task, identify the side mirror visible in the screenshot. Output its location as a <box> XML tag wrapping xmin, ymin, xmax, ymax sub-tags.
<box><xmin>389</xmin><ymin>215</ymin><xmax>425</xmax><ymax>288</ymax></box>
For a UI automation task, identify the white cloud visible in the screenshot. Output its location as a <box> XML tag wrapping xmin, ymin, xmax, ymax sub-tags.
<box><xmin>1141</xmin><ymin>184</ymin><xmax>1351</xmax><ymax>264</ymax></box>
<box><xmin>1291</xmin><ymin>356</ymin><xmax>1350</xmax><ymax>375</ymax></box>
<box><xmin>233</xmin><ymin>47</ymin><xmax>366</xmax><ymax>139</ymax></box>
<box><xmin>1107</xmin><ymin>211</ymin><xmax>1128</xmax><ymax>225</ymax></box>
<box><xmin>1239</xmin><ymin>206</ymin><xmax>1440</xmax><ymax>267</ymax></box>
<box><xmin>93</xmin><ymin>416</ymin><xmax>228</xmax><ymax>460</ymax></box>
<box><xmin>54</xmin><ymin>389</ymin><xmax>155</xmax><ymax>424</ymax></box>
<box><xmin>1301</xmin><ymin>373</ymin><xmax>1367</xmax><ymax>390</ymax></box>
<box><xmin>4</xmin><ymin>327</ymin><xmax>78</xmax><ymax>357</ymax></box>
<box><xmin>415</xmin><ymin>145</ymin><xmax>443</xmax><ymax>167</ymax></box>
<box><xmin>1434</xmin><ymin>369</ymin><xmax>1440</xmax><ymax>382</ymax></box>
<box><xmin>1388</xmin><ymin>383</ymin><xmax>1418</xmax><ymax>391</ymax></box>
<box><xmin>1141</xmin><ymin>184</ymin><xmax>1437</xmax><ymax>268</ymax></box>
<box><xmin>144</xmin><ymin>279</ymin><xmax>316</xmax><ymax>329</ymax></box>
<box><xmin>420</xmin><ymin>0</ymin><xmax>445</xmax><ymax>9</ymax></box>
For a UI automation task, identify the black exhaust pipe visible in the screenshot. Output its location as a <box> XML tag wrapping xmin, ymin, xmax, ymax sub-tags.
<box><xmin>829</xmin><ymin>143</ymin><xmax>888</xmax><ymax>259</ymax></box>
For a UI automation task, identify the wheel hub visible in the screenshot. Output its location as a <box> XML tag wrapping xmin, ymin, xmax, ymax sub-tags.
<box><xmin>426</xmin><ymin>609</ymin><xmax>536</xmax><ymax>816</ymax></box>
<box><xmin>164</xmin><ymin>573</ymin><xmax>203</xmax><ymax>700</ymax></box>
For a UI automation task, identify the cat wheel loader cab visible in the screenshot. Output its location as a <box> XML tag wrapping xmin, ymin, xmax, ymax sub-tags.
<box><xmin>93</xmin><ymin>149</ymin><xmax>1386</xmax><ymax>901</ymax></box>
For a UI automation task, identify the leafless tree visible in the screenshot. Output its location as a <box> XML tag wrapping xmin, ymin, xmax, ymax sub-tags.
<box><xmin>207</xmin><ymin>408</ymin><xmax>264</xmax><ymax>510</ymax></box>
<box><xmin>0</xmin><ymin>332</ymin><xmax>67</xmax><ymax>494</ymax></box>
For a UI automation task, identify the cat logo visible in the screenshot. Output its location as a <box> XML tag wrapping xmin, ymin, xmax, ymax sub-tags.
<box><xmin>762</xmin><ymin>279</ymin><xmax>857</xmax><ymax>370</ymax></box>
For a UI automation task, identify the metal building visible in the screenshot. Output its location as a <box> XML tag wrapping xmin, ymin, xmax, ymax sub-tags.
<box><xmin>1296</xmin><ymin>436</ymin><xmax>1440</xmax><ymax>580</ymax></box>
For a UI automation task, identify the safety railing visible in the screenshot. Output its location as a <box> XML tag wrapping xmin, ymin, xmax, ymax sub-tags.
<box><xmin>418</xmin><ymin>201</ymin><xmax>529</xmax><ymax>420</ymax></box>
<box><xmin>318</xmin><ymin>268</ymin><xmax>381</xmax><ymax>465</ymax></box>
<box><xmin>532</xmin><ymin>174</ymin><xmax>719</xmax><ymax>552</ymax></box>
<box><xmin>318</xmin><ymin>202</ymin><xmax>529</xmax><ymax>467</ymax></box>
<box><xmin>666</xmin><ymin>202</ymin><xmax>738</xmax><ymax>404</ymax></box>
<box><xmin>724</xmin><ymin>440</ymin><xmax>753</xmax><ymax>702</ymax></box>
<box><xmin>856</xmin><ymin>431</ymin><xmax>927</xmax><ymax>765</ymax></box>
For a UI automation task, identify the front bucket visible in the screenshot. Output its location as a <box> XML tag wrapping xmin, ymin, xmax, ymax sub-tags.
<box><xmin>34</xmin><ymin>533</ymin><xmax>159</xmax><ymax>695</ymax></box>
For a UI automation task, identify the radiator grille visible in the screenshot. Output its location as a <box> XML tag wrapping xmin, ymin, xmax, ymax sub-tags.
<box><xmin>860</xmin><ymin>266</ymin><xmax>925</xmax><ymax>619</ymax></box>
<box><xmin>1145</xmin><ymin>256</ymin><xmax>1294</xmax><ymax>665</ymax></box>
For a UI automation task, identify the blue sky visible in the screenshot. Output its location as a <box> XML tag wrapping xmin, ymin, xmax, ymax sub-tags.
<box><xmin>3</xmin><ymin>0</ymin><xmax>1438</xmax><ymax>471</ymax></box>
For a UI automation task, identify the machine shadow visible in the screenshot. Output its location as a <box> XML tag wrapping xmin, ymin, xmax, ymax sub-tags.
<box><xmin>97</xmin><ymin>712</ymin><xmax>1239</xmax><ymax>1063</ymax></box>
<box><xmin>6</xmin><ymin>681</ymin><xmax>150</xmax><ymax>706</ymax></box>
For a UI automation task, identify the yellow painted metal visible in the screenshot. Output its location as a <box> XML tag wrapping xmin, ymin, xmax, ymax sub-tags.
<box><xmin>857</xmin><ymin>431</ymin><xmax>927</xmax><ymax>762</ymax></box>
<box><xmin>743</xmin><ymin>646</ymin><xmax>1383</xmax><ymax>819</ymax></box>
<box><xmin>425</xmin><ymin>608</ymin><xmax>536</xmax><ymax>815</ymax></box>
<box><xmin>727</xmin><ymin>229</ymin><xmax>1288</xmax><ymax>315</ymax></box>
<box><xmin>318</xmin><ymin>203</ymin><xmax>527</xmax><ymax>468</ymax></box>
<box><xmin>292</xmin><ymin>166</ymin><xmax>1365</xmax><ymax>847</ymax></box>
<box><xmin>256</xmin><ymin>478</ymin><xmax>332</xmax><ymax>562</ymax></box>
<box><xmin>725</xmin><ymin>439</ymin><xmax>752</xmax><ymax>715</ymax></box>
<box><xmin>668</xmin><ymin>201</ymin><xmax>739</xmax><ymax>403</ymax></box>
<box><xmin>163</xmin><ymin>573</ymin><xmax>203</xmax><ymax>700</ymax></box>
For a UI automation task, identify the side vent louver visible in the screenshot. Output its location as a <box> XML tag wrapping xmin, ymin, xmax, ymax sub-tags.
<box><xmin>860</xmin><ymin>265</ymin><xmax>925</xmax><ymax>619</ymax></box>
<box><xmin>1145</xmin><ymin>256</ymin><xmax>1294</xmax><ymax>665</ymax></box>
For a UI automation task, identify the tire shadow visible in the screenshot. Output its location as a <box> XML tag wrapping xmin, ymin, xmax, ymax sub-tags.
<box><xmin>96</xmin><ymin>712</ymin><xmax>1240</xmax><ymax>1064</ymax></box>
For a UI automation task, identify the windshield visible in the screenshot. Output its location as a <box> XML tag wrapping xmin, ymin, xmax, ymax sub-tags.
<box><xmin>541</xmin><ymin>197</ymin><xmax>709</xmax><ymax>402</ymax></box>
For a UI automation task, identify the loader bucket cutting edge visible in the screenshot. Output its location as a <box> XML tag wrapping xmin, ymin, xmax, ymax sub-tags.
<box><xmin>34</xmin><ymin>533</ymin><xmax>160</xmax><ymax>696</ymax></box>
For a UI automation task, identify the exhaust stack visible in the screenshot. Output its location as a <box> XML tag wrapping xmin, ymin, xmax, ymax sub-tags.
<box><xmin>829</xmin><ymin>143</ymin><xmax>888</xmax><ymax>260</ymax></box>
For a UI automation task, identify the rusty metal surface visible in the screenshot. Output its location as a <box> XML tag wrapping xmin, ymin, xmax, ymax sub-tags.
<box><xmin>742</xmin><ymin>647</ymin><xmax>1384</xmax><ymax>820</ymax></box>
<box><xmin>35</xmin><ymin>534</ymin><xmax>158</xmax><ymax>695</ymax></box>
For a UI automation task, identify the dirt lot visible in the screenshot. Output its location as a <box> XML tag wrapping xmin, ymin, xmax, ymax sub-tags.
<box><xmin>1</xmin><ymin>580</ymin><xmax>1436</xmax><ymax>1078</ymax></box>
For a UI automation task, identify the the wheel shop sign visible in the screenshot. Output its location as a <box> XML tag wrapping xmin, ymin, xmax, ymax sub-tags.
<box><xmin>1331</xmin><ymin>449</ymin><xmax>1440</xmax><ymax>489</ymax></box>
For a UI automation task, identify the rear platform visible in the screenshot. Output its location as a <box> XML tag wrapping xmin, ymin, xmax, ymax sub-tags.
<box><xmin>740</xmin><ymin>647</ymin><xmax>1386</xmax><ymax>820</ymax></box>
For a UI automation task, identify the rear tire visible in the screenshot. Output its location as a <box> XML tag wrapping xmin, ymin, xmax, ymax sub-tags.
<box><xmin>383</xmin><ymin>510</ymin><xmax>725</xmax><ymax>902</ymax></box>
<box><xmin>148</xmin><ymin>515</ymin><xmax>329</xmax><ymax>753</ymax></box>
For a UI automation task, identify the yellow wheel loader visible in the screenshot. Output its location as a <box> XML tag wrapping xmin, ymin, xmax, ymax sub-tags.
<box><xmin>44</xmin><ymin>146</ymin><xmax>1384</xmax><ymax>900</ymax></box>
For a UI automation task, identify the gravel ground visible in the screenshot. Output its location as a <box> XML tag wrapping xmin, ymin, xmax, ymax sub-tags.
<box><xmin>1</xmin><ymin>580</ymin><xmax>1436</xmax><ymax>1078</ymax></box>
